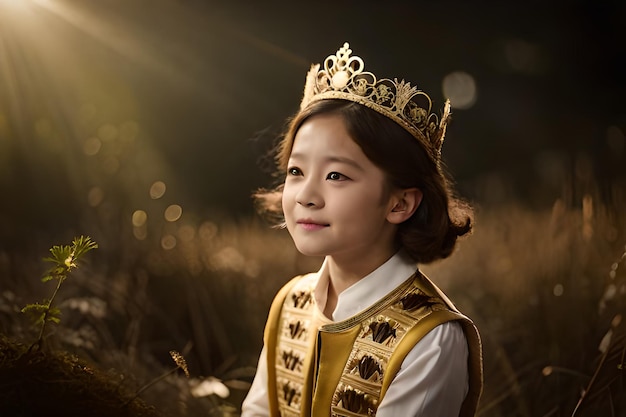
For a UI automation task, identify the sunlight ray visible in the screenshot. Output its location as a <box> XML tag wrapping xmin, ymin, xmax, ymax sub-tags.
<box><xmin>31</xmin><ymin>0</ymin><xmax>189</xmax><ymax>82</ymax></box>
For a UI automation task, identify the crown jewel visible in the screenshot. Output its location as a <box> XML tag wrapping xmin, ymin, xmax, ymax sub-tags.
<box><xmin>300</xmin><ymin>42</ymin><xmax>451</xmax><ymax>164</ymax></box>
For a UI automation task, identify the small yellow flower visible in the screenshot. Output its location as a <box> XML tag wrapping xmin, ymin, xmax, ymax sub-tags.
<box><xmin>64</xmin><ymin>255</ymin><xmax>75</xmax><ymax>268</ymax></box>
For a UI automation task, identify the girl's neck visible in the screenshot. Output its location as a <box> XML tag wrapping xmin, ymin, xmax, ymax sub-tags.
<box><xmin>322</xmin><ymin>249</ymin><xmax>396</xmax><ymax>318</ymax></box>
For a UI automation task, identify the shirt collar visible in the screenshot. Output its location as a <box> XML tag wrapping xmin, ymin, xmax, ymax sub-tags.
<box><xmin>314</xmin><ymin>251</ymin><xmax>418</xmax><ymax>321</ymax></box>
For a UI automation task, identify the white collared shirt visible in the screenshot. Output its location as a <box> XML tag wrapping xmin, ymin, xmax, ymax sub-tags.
<box><xmin>241</xmin><ymin>251</ymin><xmax>469</xmax><ymax>417</ymax></box>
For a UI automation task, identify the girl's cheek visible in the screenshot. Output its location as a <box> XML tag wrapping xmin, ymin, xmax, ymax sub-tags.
<box><xmin>281</xmin><ymin>185</ymin><xmax>294</xmax><ymax>209</ymax></box>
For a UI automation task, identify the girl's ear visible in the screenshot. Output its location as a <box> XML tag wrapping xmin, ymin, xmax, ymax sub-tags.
<box><xmin>387</xmin><ymin>188</ymin><xmax>423</xmax><ymax>224</ymax></box>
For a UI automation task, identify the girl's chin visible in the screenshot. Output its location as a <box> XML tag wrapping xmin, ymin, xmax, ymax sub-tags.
<box><xmin>292</xmin><ymin>243</ymin><xmax>327</xmax><ymax>258</ymax></box>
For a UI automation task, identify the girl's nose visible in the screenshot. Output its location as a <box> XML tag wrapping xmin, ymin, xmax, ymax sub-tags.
<box><xmin>295</xmin><ymin>179</ymin><xmax>323</xmax><ymax>208</ymax></box>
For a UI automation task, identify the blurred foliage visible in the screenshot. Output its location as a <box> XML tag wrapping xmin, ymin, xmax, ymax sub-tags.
<box><xmin>420</xmin><ymin>200</ymin><xmax>625</xmax><ymax>416</ymax></box>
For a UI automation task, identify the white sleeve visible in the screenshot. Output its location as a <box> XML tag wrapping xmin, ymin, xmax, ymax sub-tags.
<box><xmin>240</xmin><ymin>346</ymin><xmax>270</xmax><ymax>417</ymax></box>
<box><xmin>376</xmin><ymin>321</ymin><xmax>469</xmax><ymax>417</ymax></box>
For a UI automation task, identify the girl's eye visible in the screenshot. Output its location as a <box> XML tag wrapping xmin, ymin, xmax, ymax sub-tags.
<box><xmin>287</xmin><ymin>167</ymin><xmax>302</xmax><ymax>176</ymax></box>
<box><xmin>326</xmin><ymin>172</ymin><xmax>348</xmax><ymax>181</ymax></box>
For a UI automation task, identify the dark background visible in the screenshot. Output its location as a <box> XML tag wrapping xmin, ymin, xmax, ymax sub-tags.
<box><xmin>0</xmin><ymin>0</ymin><xmax>624</xmax><ymax>240</ymax></box>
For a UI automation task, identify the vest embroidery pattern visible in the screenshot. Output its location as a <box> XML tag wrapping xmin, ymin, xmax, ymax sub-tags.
<box><xmin>274</xmin><ymin>273</ymin><xmax>450</xmax><ymax>417</ymax></box>
<box><xmin>275</xmin><ymin>274</ymin><xmax>318</xmax><ymax>417</ymax></box>
<box><xmin>327</xmin><ymin>279</ymin><xmax>446</xmax><ymax>416</ymax></box>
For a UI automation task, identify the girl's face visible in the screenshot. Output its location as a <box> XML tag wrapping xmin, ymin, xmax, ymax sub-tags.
<box><xmin>282</xmin><ymin>113</ymin><xmax>400</xmax><ymax>266</ymax></box>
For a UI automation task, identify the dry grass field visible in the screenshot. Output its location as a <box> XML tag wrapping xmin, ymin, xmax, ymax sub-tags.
<box><xmin>1</xmin><ymin>191</ymin><xmax>624</xmax><ymax>416</ymax></box>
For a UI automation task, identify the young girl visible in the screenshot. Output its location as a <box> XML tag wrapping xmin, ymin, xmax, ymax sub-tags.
<box><xmin>242</xmin><ymin>43</ymin><xmax>483</xmax><ymax>417</ymax></box>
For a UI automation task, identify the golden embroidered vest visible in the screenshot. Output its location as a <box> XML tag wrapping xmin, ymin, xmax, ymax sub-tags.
<box><xmin>264</xmin><ymin>271</ymin><xmax>483</xmax><ymax>417</ymax></box>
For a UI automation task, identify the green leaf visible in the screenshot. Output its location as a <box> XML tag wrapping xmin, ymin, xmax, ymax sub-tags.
<box><xmin>48</xmin><ymin>245</ymin><xmax>72</xmax><ymax>263</ymax></box>
<box><xmin>21</xmin><ymin>302</ymin><xmax>49</xmax><ymax>326</ymax></box>
<box><xmin>21</xmin><ymin>302</ymin><xmax>49</xmax><ymax>315</ymax></box>
<box><xmin>72</xmin><ymin>235</ymin><xmax>98</xmax><ymax>259</ymax></box>
<box><xmin>47</xmin><ymin>306</ymin><xmax>61</xmax><ymax>319</ymax></box>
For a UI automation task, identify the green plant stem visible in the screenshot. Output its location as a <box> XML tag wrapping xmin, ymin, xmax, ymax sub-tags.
<box><xmin>30</xmin><ymin>275</ymin><xmax>65</xmax><ymax>353</ymax></box>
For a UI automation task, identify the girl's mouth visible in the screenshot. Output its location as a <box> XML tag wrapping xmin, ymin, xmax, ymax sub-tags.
<box><xmin>296</xmin><ymin>219</ymin><xmax>329</xmax><ymax>231</ymax></box>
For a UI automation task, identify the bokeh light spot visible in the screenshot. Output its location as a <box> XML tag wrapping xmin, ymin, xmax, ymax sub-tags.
<box><xmin>442</xmin><ymin>71</ymin><xmax>477</xmax><ymax>110</ymax></box>
<box><xmin>150</xmin><ymin>181</ymin><xmax>166</xmax><ymax>199</ymax></box>
<box><xmin>504</xmin><ymin>39</ymin><xmax>546</xmax><ymax>74</ymax></box>
<box><xmin>209</xmin><ymin>246</ymin><xmax>244</xmax><ymax>271</ymax></box>
<box><xmin>132</xmin><ymin>210</ymin><xmax>148</xmax><ymax>227</ymax></box>
<box><xmin>199</xmin><ymin>221</ymin><xmax>217</xmax><ymax>241</ymax></box>
<box><xmin>133</xmin><ymin>226</ymin><xmax>147</xmax><ymax>240</ymax></box>
<box><xmin>161</xmin><ymin>234</ymin><xmax>177</xmax><ymax>250</ymax></box>
<box><xmin>177</xmin><ymin>224</ymin><xmax>196</xmax><ymax>242</ymax></box>
<box><xmin>604</xmin><ymin>284</ymin><xmax>617</xmax><ymax>301</ymax></box>
<box><xmin>87</xmin><ymin>186</ymin><xmax>104</xmax><ymax>207</ymax></box>
<box><xmin>83</xmin><ymin>137</ymin><xmax>102</xmax><ymax>155</ymax></box>
<box><xmin>553</xmin><ymin>284</ymin><xmax>564</xmax><ymax>297</ymax></box>
<box><xmin>98</xmin><ymin>124</ymin><xmax>118</xmax><ymax>141</ymax></box>
<box><xmin>164</xmin><ymin>204</ymin><xmax>182</xmax><ymax>222</ymax></box>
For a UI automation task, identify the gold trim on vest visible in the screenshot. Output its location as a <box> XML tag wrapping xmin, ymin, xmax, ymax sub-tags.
<box><xmin>268</xmin><ymin>270</ymin><xmax>483</xmax><ymax>417</ymax></box>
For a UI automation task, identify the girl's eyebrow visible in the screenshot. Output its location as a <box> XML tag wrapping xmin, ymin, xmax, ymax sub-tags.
<box><xmin>288</xmin><ymin>152</ymin><xmax>364</xmax><ymax>171</ymax></box>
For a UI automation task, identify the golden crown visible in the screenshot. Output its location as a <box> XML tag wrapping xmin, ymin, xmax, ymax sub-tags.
<box><xmin>300</xmin><ymin>42</ymin><xmax>451</xmax><ymax>164</ymax></box>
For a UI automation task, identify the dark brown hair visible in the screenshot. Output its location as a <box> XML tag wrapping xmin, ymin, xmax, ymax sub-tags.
<box><xmin>254</xmin><ymin>99</ymin><xmax>472</xmax><ymax>263</ymax></box>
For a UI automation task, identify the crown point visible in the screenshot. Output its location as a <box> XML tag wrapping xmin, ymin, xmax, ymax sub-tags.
<box><xmin>331</xmin><ymin>70</ymin><xmax>350</xmax><ymax>89</ymax></box>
